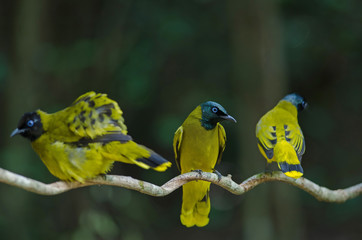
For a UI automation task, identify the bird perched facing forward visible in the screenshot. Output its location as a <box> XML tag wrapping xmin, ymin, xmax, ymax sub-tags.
<box><xmin>173</xmin><ymin>101</ymin><xmax>236</xmax><ymax>227</ymax></box>
<box><xmin>11</xmin><ymin>91</ymin><xmax>171</xmax><ymax>182</ymax></box>
<box><xmin>256</xmin><ymin>93</ymin><xmax>307</xmax><ymax>179</ymax></box>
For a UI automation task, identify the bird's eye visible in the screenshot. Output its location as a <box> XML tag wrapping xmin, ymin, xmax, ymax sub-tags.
<box><xmin>211</xmin><ymin>107</ymin><xmax>218</xmax><ymax>113</ymax></box>
<box><xmin>26</xmin><ymin>120</ymin><xmax>34</xmax><ymax>127</ymax></box>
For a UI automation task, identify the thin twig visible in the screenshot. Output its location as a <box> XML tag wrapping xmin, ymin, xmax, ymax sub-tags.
<box><xmin>0</xmin><ymin>167</ymin><xmax>360</xmax><ymax>203</ymax></box>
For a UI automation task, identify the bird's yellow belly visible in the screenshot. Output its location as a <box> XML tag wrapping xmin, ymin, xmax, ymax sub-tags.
<box><xmin>31</xmin><ymin>137</ymin><xmax>113</xmax><ymax>182</ymax></box>
<box><xmin>179</xmin><ymin>126</ymin><xmax>219</xmax><ymax>174</ymax></box>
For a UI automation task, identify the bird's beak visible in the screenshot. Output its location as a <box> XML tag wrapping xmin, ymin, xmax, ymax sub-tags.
<box><xmin>10</xmin><ymin>128</ymin><xmax>26</xmax><ymax>137</ymax></box>
<box><xmin>221</xmin><ymin>114</ymin><xmax>237</xmax><ymax>123</ymax></box>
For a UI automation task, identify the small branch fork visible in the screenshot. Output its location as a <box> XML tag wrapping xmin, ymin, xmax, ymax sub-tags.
<box><xmin>0</xmin><ymin>167</ymin><xmax>360</xmax><ymax>203</ymax></box>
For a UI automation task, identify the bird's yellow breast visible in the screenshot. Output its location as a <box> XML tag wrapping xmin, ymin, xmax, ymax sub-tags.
<box><xmin>178</xmin><ymin>112</ymin><xmax>220</xmax><ymax>174</ymax></box>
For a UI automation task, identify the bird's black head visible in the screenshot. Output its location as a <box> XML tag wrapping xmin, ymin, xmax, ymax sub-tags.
<box><xmin>10</xmin><ymin>112</ymin><xmax>44</xmax><ymax>141</ymax></box>
<box><xmin>200</xmin><ymin>101</ymin><xmax>236</xmax><ymax>130</ymax></box>
<box><xmin>283</xmin><ymin>93</ymin><xmax>308</xmax><ymax>112</ymax></box>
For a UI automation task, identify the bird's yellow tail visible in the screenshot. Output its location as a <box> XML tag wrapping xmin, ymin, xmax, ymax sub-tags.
<box><xmin>133</xmin><ymin>143</ymin><xmax>172</xmax><ymax>172</ymax></box>
<box><xmin>102</xmin><ymin>141</ymin><xmax>171</xmax><ymax>171</ymax></box>
<box><xmin>180</xmin><ymin>181</ymin><xmax>211</xmax><ymax>227</ymax></box>
<box><xmin>274</xmin><ymin>140</ymin><xmax>303</xmax><ymax>178</ymax></box>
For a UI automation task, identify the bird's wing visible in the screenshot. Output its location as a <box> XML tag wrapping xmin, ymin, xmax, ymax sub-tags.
<box><xmin>173</xmin><ymin>126</ymin><xmax>183</xmax><ymax>171</ymax></box>
<box><xmin>65</xmin><ymin>91</ymin><xmax>127</xmax><ymax>139</ymax></box>
<box><xmin>216</xmin><ymin>123</ymin><xmax>226</xmax><ymax>164</ymax></box>
<box><xmin>256</xmin><ymin>120</ymin><xmax>277</xmax><ymax>160</ymax></box>
<box><xmin>284</xmin><ymin>124</ymin><xmax>306</xmax><ymax>162</ymax></box>
<box><xmin>68</xmin><ymin>132</ymin><xmax>132</xmax><ymax>147</ymax></box>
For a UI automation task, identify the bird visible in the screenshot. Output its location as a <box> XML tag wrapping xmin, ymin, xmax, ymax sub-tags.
<box><xmin>173</xmin><ymin>101</ymin><xmax>236</xmax><ymax>227</ymax></box>
<box><xmin>10</xmin><ymin>91</ymin><xmax>171</xmax><ymax>182</ymax></box>
<box><xmin>256</xmin><ymin>93</ymin><xmax>307</xmax><ymax>179</ymax></box>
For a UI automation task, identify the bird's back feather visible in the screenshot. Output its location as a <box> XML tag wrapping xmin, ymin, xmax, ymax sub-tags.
<box><xmin>65</xmin><ymin>91</ymin><xmax>127</xmax><ymax>139</ymax></box>
<box><xmin>256</xmin><ymin>100</ymin><xmax>305</xmax><ymax>178</ymax></box>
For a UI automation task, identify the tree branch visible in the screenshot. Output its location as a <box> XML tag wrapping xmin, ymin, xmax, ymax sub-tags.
<box><xmin>0</xmin><ymin>167</ymin><xmax>361</xmax><ymax>203</ymax></box>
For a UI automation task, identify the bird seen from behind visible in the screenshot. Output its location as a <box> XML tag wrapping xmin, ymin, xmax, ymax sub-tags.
<box><xmin>256</xmin><ymin>93</ymin><xmax>307</xmax><ymax>179</ymax></box>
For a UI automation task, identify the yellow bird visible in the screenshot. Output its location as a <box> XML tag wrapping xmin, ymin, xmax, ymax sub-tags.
<box><xmin>11</xmin><ymin>91</ymin><xmax>171</xmax><ymax>182</ymax></box>
<box><xmin>256</xmin><ymin>93</ymin><xmax>307</xmax><ymax>179</ymax></box>
<box><xmin>173</xmin><ymin>101</ymin><xmax>236</xmax><ymax>227</ymax></box>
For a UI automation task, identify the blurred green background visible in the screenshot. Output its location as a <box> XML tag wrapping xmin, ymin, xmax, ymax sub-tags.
<box><xmin>0</xmin><ymin>0</ymin><xmax>361</xmax><ymax>239</ymax></box>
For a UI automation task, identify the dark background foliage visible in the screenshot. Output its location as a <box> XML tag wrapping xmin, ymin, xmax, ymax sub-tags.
<box><xmin>0</xmin><ymin>0</ymin><xmax>361</xmax><ymax>239</ymax></box>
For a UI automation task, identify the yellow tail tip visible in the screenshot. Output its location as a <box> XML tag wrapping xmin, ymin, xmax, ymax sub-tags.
<box><xmin>153</xmin><ymin>161</ymin><xmax>172</xmax><ymax>172</ymax></box>
<box><xmin>180</xmin><ymin>216</ymin><xmax>195</xmax><ymax>227</ymax></box>
<box><xmin>194</xmin><ymin>215</ymin><xmax>209</xmax><ymax>227</ymax></box>
<box><xmin>180</xmin><ymin>214</ymin><xmax>209</xmax><ymax>227</ymax></box>
<box><xmin>277</xmin><ymin>161</ymin><xmax>304</xmax><ymax>179</ymax></box>
<box><xmin>284</xmin><ymin>171</ymin><xmax>303</xmax><ymax>179</ymax></box>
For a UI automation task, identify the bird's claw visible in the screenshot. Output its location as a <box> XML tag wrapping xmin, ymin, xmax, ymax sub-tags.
<box><xmin>213</xmin><ymin>169</ymin><xmax>223</xmax><ymax>181</ymax></box>
<box><xmin>192</xmin><ymin>169</ymin><xmax>203</xmax><ymax>176</ymax></box>
<box><xmin>99</xmin><ymin>173</ymin><xmax>108</xmax><ymax>180</ymax></box>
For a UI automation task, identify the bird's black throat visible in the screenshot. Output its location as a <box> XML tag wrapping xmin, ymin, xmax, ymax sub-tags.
<box><xmin>200</xmin><ymin>119</ymin><xmax>217</xmax><ymax>130</ymax></box>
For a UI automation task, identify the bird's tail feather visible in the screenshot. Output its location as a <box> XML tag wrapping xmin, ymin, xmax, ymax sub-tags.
<box><xmin>135</xmin><ymin>147</ymin><xmax>172</xmax><ymax>172</ymax></box>
<box><xmin>103</xmin><ymin>141</ymin><xmax>171</xmax><ymax>171</ymax></box>
<box><xmin>274</xmin><ymin>140</ymin><xmax>303</xmax><ymax>179</ymax></box>
<box><xmin>180</xmin><ymin>181</ymin><xmax>211</xmax><ymax>227</ymax></box>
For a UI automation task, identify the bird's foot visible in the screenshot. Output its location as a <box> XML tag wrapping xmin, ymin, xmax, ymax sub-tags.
<box><xmin>192</xmin><ymin>169</ymin><xmax>203</xmax><ymax>176</ymax></box>
<box><xmin>212</xmin><ymin>169</ymin><xmax>223</xmax><ymax>181</ymax></box>
<box><xmin>99</xmin><ymin>173</ymin><xmax>108</xmax><ymax>180</ymax></box>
